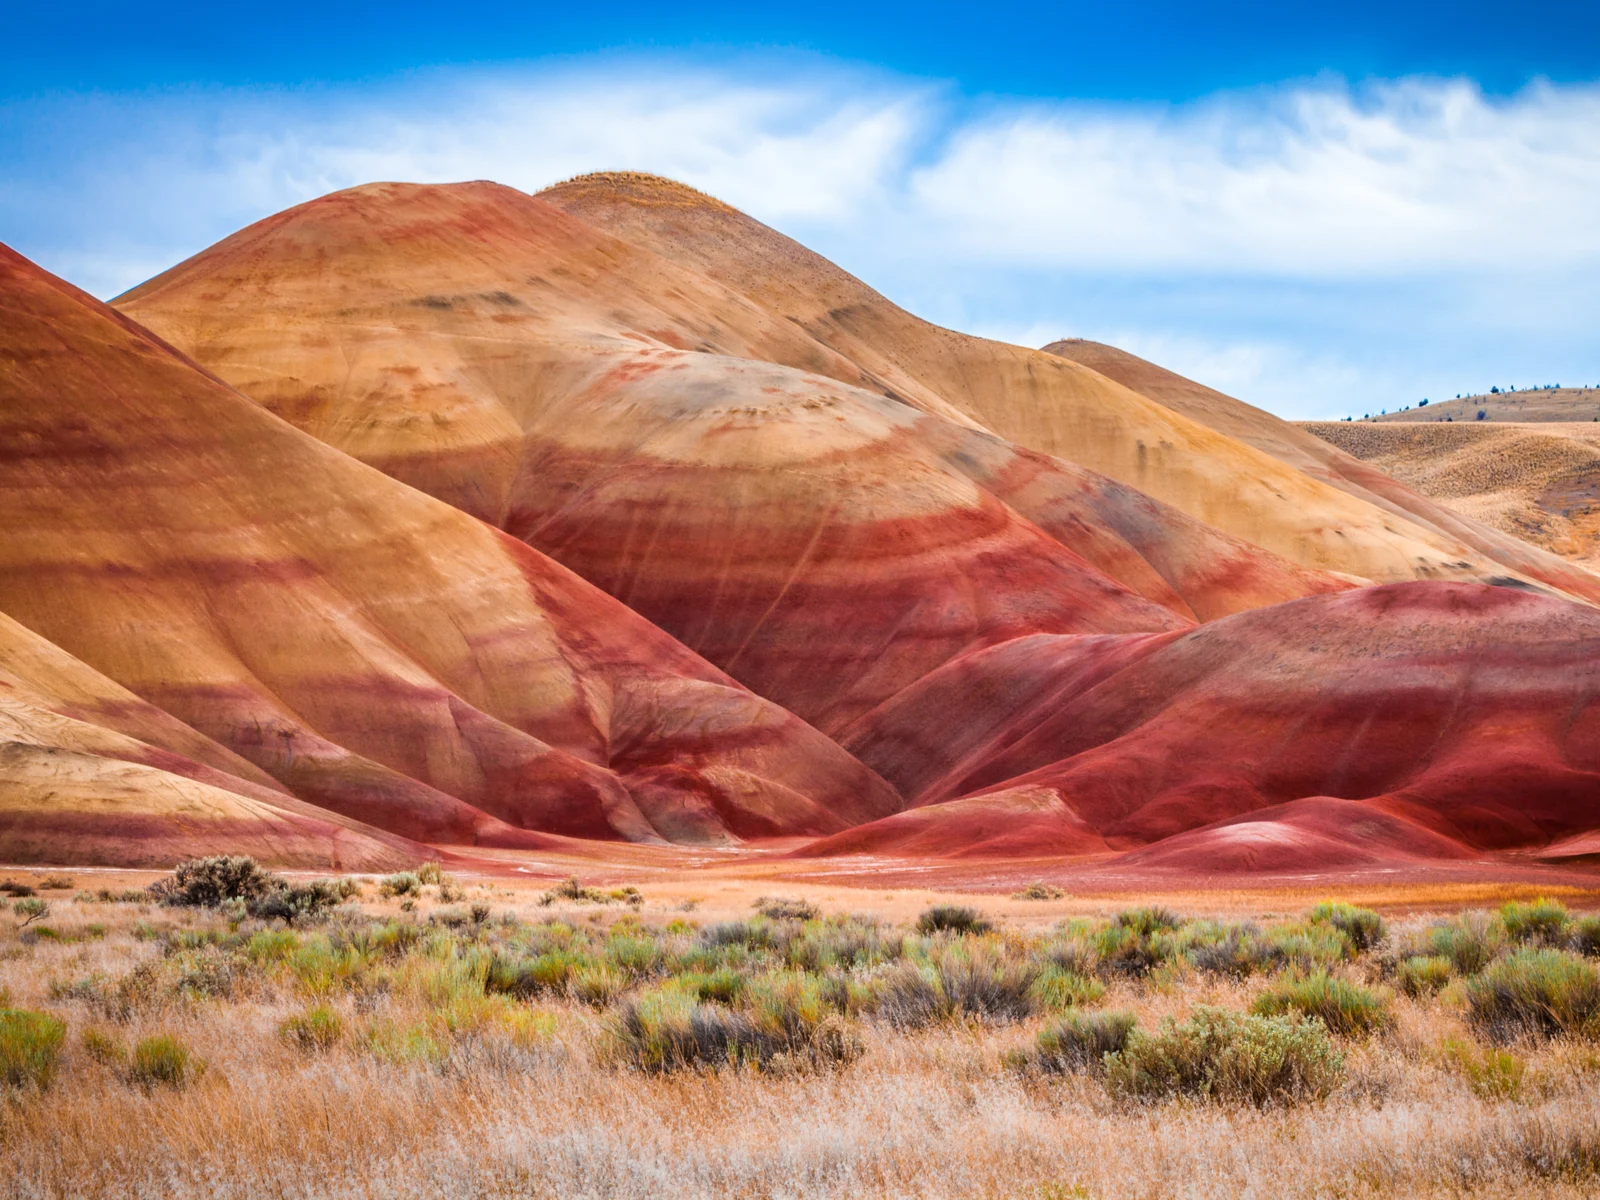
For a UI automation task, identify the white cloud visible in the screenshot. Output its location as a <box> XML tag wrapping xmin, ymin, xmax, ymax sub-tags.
<box><xmin>907</xmin><ymin>78</ymin><xmax>1600</xmax><ymax>276</ymax></box>
<box><xmin>2</xmin><ymin>58</ymin><xmax>1597</xmax><ymax>418</ymax></box>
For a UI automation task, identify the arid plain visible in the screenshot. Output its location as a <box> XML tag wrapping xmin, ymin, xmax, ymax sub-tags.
<box><xmin>4</xmin><ymin>172</ymin><xmax>1600</xmax><ymax>1198</ymax></box>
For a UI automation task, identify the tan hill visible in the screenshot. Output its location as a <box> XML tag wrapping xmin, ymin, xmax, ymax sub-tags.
<box><xmin>1302</xmin><ymin>421</ymin><xmax>1600</xmax><ymax>572</ymax></box>
<box><xmin>113</xmin><ymin>181</ymin><xmax>1347</xmax><ymax>743</ymax></box>
<box><xmin>536</xmin><ymin>173</ymin><xmax>1600</xmax><ymax>603</ymax></box>
<box><xmin>1362</xmin><ymin>387</ymin><xmax>1600</xmax><ymax>424</ymax></box>
<box><xmin>1040</xmin><ymin>339</ymin><xmax>1600</xmax><ymax>605</ymax></box>
<box><xmin>0</xmin><ymin>609</ymin><xmax>419</xmax><ymax>869</ymax></box>
<box><xmin>0</xmin><ymin>241</ymin><xmax>901</xmax><ymax>861</ymax></box>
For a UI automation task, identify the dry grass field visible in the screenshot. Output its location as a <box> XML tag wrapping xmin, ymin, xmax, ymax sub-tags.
<box><xmin>1303</xmin><ymin>420</ymin><xmax>1600</xmax><ymax>570</ymax></box>
<box><xmin>4</xmin><ymin>861</ymin><xmax>1600</xmax><ymax>1199</ymax></box>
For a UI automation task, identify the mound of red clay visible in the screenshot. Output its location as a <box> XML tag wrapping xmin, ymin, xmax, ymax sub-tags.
<box><xmin>0</xmin><ymin>241</ymin><xmax>900</xmax><ymax>860</ymax></box>
<box><xmin>114</xmin><ymin>181</ymin><xmax>1349</xmax><ymax>735</ymax></box>
<box><xmin>1113</xmin><ymin>798</ymin><xmax>1478</xmax><ymax>873</ymax></box>
<box><xmin>811</xmin><ymin>583</ymin><xmax>1600</xmax><ymax>860</ymax></box>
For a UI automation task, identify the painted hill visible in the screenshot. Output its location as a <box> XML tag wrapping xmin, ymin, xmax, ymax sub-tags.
<box><xmin>113</xmin><ymin>181</ymin><xmax>1345</xmax><ymax>741</ymax></box>
<box><xmin>1303</xmin><ymin>421</ymin><xmax>1600</xmax><ymax>573</ymax></box>
<box><xmin>0</xmin><ymin>241</ymin><xmax>901</xmax><ymax>861</ymax></box>
<box><xmin>0</xmin><ymin>609</ymin><xmax>419</xmax><ymax>869</ymax></box>
<box><xmin>809</xmin><ymin>582</ymin><xmax>1600</xmax><ymax>866</ymax></box>
<box><xmin>11</xmin><ymin>174</ymin><xmax>1600</xmax><ymax>875</ymax></box>
<box><xmin>1041</xmin><ymin>339</ymin><xmax>1600</xmax><ymax>606</ymax></box>
<box><xmin>538</xmin><ymin>173</ymin><xmax>1600</xmax><ymax>603</ymax></box>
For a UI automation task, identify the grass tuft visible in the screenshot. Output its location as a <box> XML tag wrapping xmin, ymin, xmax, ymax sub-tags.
<box><xmin>0</xmin><ymin>1008</ymin><xmax>66</xmax><ymax>1091</ymax></box>
<box><xmin>129</xmin><ymin>1034</ymin><xmax>203</xmax><ymax>1090</ymax></box>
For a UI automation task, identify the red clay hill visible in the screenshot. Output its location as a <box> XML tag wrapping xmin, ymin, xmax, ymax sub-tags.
<box><xmin>0</xmin><ymin>243</ymin><xmax>900</xmax><ymax>865</ymax></box>
<box><xmin>1</xmin><ymin>174</ymin><xmax>1597</xmax><ymax>877</ymax></box>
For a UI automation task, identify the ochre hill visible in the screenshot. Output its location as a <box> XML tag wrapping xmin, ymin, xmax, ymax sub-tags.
<box><xmin>113</xmin><ymin>182</ymin><xmax>1344</xmax><ymax>739</ymax></box>
<box><xmin>0</xmin><ymin>242</ymin><xmax>901</xmax><ymax>858</ymax></box>
<box><xmin>0</xmin><ymin>610</ymin><xmax>419</xmax><ymax>869</ymax></box>
<box><xmin>808</xmin><ymin>583</ymin><xmax>1600</xmax><ymax>867</ymax></box>
<box><xmin>1364</xmin><ymin>387</ymin><xmax>1600</xmax><ymax>425</ymax></box>
<box><xmin>1042</xmin><ymin>339</ymin><xmax>1600</xmax><ymax>605</ymax></box>
<box><xmin>1304</xmin><ymin>421</ymin><xmax>1600</xmax><ymax>573</ymax></box>
<box><xmin>536</xmin><ymin>173</ymin><xmax>1598</xmax><ymax>602</ymax></box>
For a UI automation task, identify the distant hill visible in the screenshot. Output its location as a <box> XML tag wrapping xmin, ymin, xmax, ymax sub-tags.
<box><xmin>1350</xmin><ymin>387</ymin><xmax>1600</xmax><ymax>424</ymax></box>
<box><xmin>1302</xmin><ymin>420</ymin><xmax>1600</xmax><ymax>571</ymax></box>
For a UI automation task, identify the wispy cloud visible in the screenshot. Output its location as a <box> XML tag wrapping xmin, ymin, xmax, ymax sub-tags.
<box><xmin>2</xmin><ymin>58</ymin><xmax>1597</xmax><ymax>417</ymax></box>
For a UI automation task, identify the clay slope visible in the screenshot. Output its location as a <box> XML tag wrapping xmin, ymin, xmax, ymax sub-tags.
<box><xmin>0</xmin><ymin>241</ymin><xmax>900</xmax><ymax>853</ymax></box>
<box><xmin>113</xmin><ymin>182</ymin><xmax>1344</xmax><ymax>739</ymax></box>
<box><xmin>0</xmin><ymin>610</ymin><xmax>419</xmax><ymax>868</ymax></box>
<box><xmin>807</xmin><ymin>583</ymin><xmax>1600</xmax><ymax>865</ymax></box>
<box><xmin>1042</xmin><ymin>339</ymin><xmax>1600</xmax><ymax>605</ymax></box>
<box><xmin>536</xmin><ymin>173</ymin><xmax>1584</xmax><ymax>598</ymax></box>
<box><xmin>1304</xmin><ymin>421</ymin><xmax>1600</xmax><ymax>573</ymax></box>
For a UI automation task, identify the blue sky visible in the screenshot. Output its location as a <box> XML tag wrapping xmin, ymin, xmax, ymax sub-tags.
<box><xmin>4</xmin><ymin>2</ymin><xmax>1598</xmax><ymax>418</ymax></box>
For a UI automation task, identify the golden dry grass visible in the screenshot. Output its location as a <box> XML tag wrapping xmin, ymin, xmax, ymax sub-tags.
<box><xmin>1303</xmin><ymin>420</ymin><xmax>1600</xmax><ymax>570</ymax></box>
<box><xmin>3</xmin><ymin>872</ymin><xmax>1600</xmax><ymax>1199</ymax></box>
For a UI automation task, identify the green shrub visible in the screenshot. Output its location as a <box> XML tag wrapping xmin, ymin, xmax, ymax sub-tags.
<box><xmin>870</xmin><ymin>961</ymin><xmax>950</xmax><ymax>1029</ymax></box>
<box><xmin>915</xmin><ymin>905</ymin><xmax>991</xmax><ymax>935</ymax></box>
<box><xmin>754</xmin><ymin>896</ymin><xmax>819</xmax><ymax>921</ymax></box>
<box><xmin>1104</xmin><ymin>1006</ymin><xmax>1342</xmax><ymax>1106</ymax></box>
<box><xmin>1466</xmin><ymin>948</ymin><xmax>1600</xmax><ymax>1041</ymax></box>
<box><xmin>156</xmin><ymin>856</ymin><xmax>278</xmax><ymax>907</ymax></box>
<box><xmin>1251</xmin><ymin>972</ymin><xmax>1391</xmax><ymax>1037</ymax></box>
<box><xmin>677</xmin><ymin>967</ymin><xmax>748</xmax><ymax>1005</ymax></box>
<box><xmin>1396</xmin><ymin>955</ymin><xmax>1453</xmax><ymax>997</ymax></box>
<box><xmin>1572</xmin><ymin>915</ymin><xmax>1600</xmax><ymax>957</ymax></box>
<box><xmin>1013</xmin><ymin>882</ymin><xmax>1066</xmax><ymax>901</ymax></box>
<box><xmin>1091</xmin><ymin>921</ymin><xmax>1192</xmax><ymax>979</ymax></box>
<box><xmin>1185</xmin><ymin>922</ymin><xmax>1282</xmax><ymax>978</ymax></box>
<box><xmin>1420</xmin><ymin>911</ymin><xmax>1504</xmax><ymax>975</ymax></box>
<box><xmin>613</xmin><ymin>973</ymin><xmax>859</xmax><ymax>1072</ymax></box>
<box><xmin>379</xmin><ymin>873</ymin><xmax>421</xmax><ymax>899</ymax></box>
<box><xmin>1029</xmin><ymin>965</ymin><xmax>1106</xmax><ymax>1012</ymax></box>
<box><xmin>1268</xmin><ymin>922</ymin><xmax>1353</xmax><ymax>971</ymax></box>
<box><xmin>786</xmin><ymin>917</ymin><xmax>900</xmax><ymax>972</ymax></box>
<box><xmin>12</xmin><ymin>897</ymin><xmax>48</xmax><ymax>925</ymax></box>
<box><xmin>1500</xmin><ymin>898</ymin><xmax>1570</xmax><ymax>947</ymax></box>
<box><xmin>129</xmin><ymin>1034</ymin><xmax>203</xmax><ymax>1090</ymax></box>
<box><xmin>930</xmin><ymin>938</ymin><xmax>1040</xmax><ymax>1021</ymax></box>
<box><xmin>250</xmin><ymin>879</ymin><xmax>347</xmax><ymax>923</ymax></box>
<box><xmin>1036</xmin><ymin>932</ymin><xmax>1095</xmax><ymax>977</ymax></box>
<box><xmin>700</xmin><ymin>918</ymin><xmax>782</xmax><ymax>950</ymax></box>
<box><xmin>0</xmin><ymin>1009</ymin><xmax>66</xmax><ymax>1090</ymax></box>
<box><xmin>1026</xmin><ymin>1010</ymin><xmax>1137</xmax><ymax>1074</ymax></box>
<box><xmin>1111</xmin><ymin>907</ymin><xmax>1182</xmax><ymax>936</ymax></box>
<box><xmin>560</xmin><ymin>963</ymin><xmax>621</xmax><ymax>1008</ymax></box>
<box><xmin>605</xmin><ymin>932</ymin><xmax>661</xmax><ymax>977</ymax></box>
<box><xmin>280</xmin><ymin>1004</ymin><xmax>344</xmax><ymax>1052</ymax></box>
<box><xmin>1307</xmin><ymin>903</ymin><xmax>1386</xmax><ymax>952</ymax></box>
<box><xmin>408</xmin><ymin>862</ymin><xmax>440</xmax><ymax>885</ymax></box>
